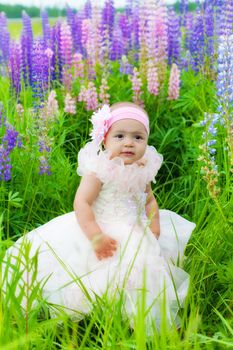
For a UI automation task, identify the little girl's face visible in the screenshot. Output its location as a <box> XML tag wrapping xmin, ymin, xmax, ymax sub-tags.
<box><xmin>104</xmin><ymin>119</ymin><xmax>148</xmax><ymax>165</ymax></box>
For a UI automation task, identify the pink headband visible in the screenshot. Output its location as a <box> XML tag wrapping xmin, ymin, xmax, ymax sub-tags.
<box><xmin>107</xmin><ymin>106</ymin><xmax>150</xmax><ymax>135</ymax></box>
<box><xmin>90</xmin><ymin>104</ymin><xmax>150</xmax><ymax>145</ymax></box>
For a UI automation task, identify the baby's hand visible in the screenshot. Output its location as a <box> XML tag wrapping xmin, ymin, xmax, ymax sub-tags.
<box><xmin>92</xmin><ymin>233</ymin><xmax>117</xmax><ymax>260</ymax></box>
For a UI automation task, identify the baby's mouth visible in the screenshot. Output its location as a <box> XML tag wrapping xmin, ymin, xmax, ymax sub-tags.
<box><xmin>121</xmin><ymin>152</ymin><xmax>135</xmax><ymax>156</ymax></box>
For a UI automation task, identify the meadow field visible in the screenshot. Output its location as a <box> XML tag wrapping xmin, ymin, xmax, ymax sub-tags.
<box><xmin>0</xmin><ymin>1</ymin><xmax>233</xmax><ymax>349</ymax></box>
<box><xmin>7</xmin><ymin>17</ymin><xmax>59</xmax><ymax>39</ymax></box>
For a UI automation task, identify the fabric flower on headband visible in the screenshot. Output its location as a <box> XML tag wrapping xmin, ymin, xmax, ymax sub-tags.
<box><xmin>90</xmin><ymin>104</ymin><xmax>111</xmax><ymax>145</ymax></box>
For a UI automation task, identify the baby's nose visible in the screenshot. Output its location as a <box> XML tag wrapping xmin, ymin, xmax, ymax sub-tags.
<box><xmin>124</xmin><ymin>136</ymin><xmax>134</xmax><ymax>146</ymax></box>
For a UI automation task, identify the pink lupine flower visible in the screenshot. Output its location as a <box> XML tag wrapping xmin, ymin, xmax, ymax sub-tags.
<box><xmin>44</xmin><ymin>47</ymin><xmax>53</xmax><ymax>60</ymax></box>
<box><xmin>153</xmin><ymin>6</ymin><xmax>168</xmax><ymax>64</ymax></box>
<box><xmin>60</xmin><ymin>23</ymin><xmax>73</xmax><ymax>91</ymax></box>
<box><xmin>130</xmin><ymin>67</ymin><xmax>144</xmax><ymax>107</ymax></box>
<box><xmin>144</xmin><ymin>2</ymin><xmax>168</xmax><ymax>62</ymax></box>
<box><xmin>81</xmin><ymin>7</ymin><xmax>102</xmax><ymax>78</ymax></box>
<box><xmin>167</xmin><ymin>63</ymin><xmax>180</xmax><ymax>100</ymax></box>
<box><xmin>72</xmin><ymin>52</ymin><xmax>84</xmax><ymax>80</ymax></box>
<box><xmin>46</xmin><ymin>90</ymin><xmax>59</xmax><ymax>118</ymax></box>
<box><xmin>138</xmin><ymin>4</ymin><xmax>148</xmax><ymax>71</ymax></box>
<box><xmin>64</xmin><ymin>93</ymin><xmax>76</xmax><ymax>114</ymax></box>
<box><xmin>45</xmin><ymin>48</ymin><xmax>54</xmax><ymax>90</ymax></box>
<box><xmin>81</xmin><ymin>18</ymin><xmax>90</xmax><ymax>49</ymax></box>
<box><xmin>78</xmin><ymin>82</ymin><xmax>98</xmax><ymax>111</ymax></box>
<box><xmin>78</xmin><ymin>85</ymin><xmax>87</xmax><ymax>103</ymax></box>
<box><xmin>99</xmin><ymin>77</ymin><xmax>110</xmax><ymax>106</ymax></box>
<box><xmin>85</xmin><ymin>82</ymin><xmax>98</xmax><ymax>111</ymax></box>
<box><xmin>139</xmin><ymin>2</ymin><xmax>168</xmax><ymax>82</ymax></box>
<box><xmin>81</xmin><ymin>19</ymin><xmax>95</xmax><ymax>79</ymax></box>
<box><xmin>147</xmin><ymin>61</ymin><xmax>159</xmax><ymax>96</ymax></box>
<box><xmin>90</xmin><ymin>5</ymin><xmax>102</xmax><ymax>65</ymax></box>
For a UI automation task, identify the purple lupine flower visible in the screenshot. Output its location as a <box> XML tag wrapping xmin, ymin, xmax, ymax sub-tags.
<box><xmin>73</xmin><ymin>11</ymin><xmax>85</xmax><ymax>54</ymax></box>
<box><xmin>37</xmin><ymin>90</ymin><xmax>59</xmax><ymax>176</ymax></box>
<box><xmin>41</xmin><ymin>10</ymin><xmax>51</xmax><ymax>48</ymax></box>
<box><xmin>0</xmin><ymin>146</ymin><xmax>12</xmax><ymax>181</ymax></box>
<box><xmin>189</xmin><ymin>11</ymin><xmax>205</xmax><ymax>71</ymax></box>
<box><xmin>180</xmin><ymin>12</ymin><xmax>194</xmax><ymax>70</ymax></box>
<box><xmin>0</xmin><ymin>12</ymin><xmax>10</xmax><ymax>65</ymax></box>
<box><xmin>125</xmin><ymin>0</ymin><xmax>134</xmax><ymax>18</ymax></box>
<box><xmin>0</xmin><ymin>103</ymin><xmax>6</xmax><ymax>127</ymax></box>
<box><xmin>130</xmin><ymin>4</ymin><xmax>140</xmax><ymax>61</ymax></box>
<box><xmin>0</xmin><ymin>122</ymin><xmax>21</xmax><ymax>181</ymax></box>
<box><xmin>216</xmin><ymin>35</ymin><xmax>233</xmax><ymax>112</ymax></box>
<box><xmin>198</xmin><ymin>112</ymin><xmax>221</xmax><ymax>198</ymax></box>
<box><xmin>39</xmin><ymin>155</ymin><xmax>51</xmax><ymax>175</ymax></box>
<box><xmin>51</xmin><ymin>22</ymin><xmax>62</xmax><ymax>83</ymax></box>
<box><xmin>2</xmin><ymin>125</ymin><xmax>20</xmax><ymax>152</ymax></box>
<box><xmin>31</xmin><ymin>39</ymin><xmax>49</xmax><ymax>109</ymax></box>
<box><xmin>118</xmin><ymin>13</ymin><xmax>131</xmax><ymax>54</ymax></box>
<box><xmin>199</xmin><ymin>33</ymin><xmax>233</xmax><ymax>196</ymax></box>
<box><xmin>0</xmin><ymin>12</ymin><xmax>7</xmax><ymax>33</ymax></box>
<box><xmin>218</xmin><ymin>0</ymin><xmax>233</xmax><ymax>36</ymax></box>
<box><xmin>203</xmin><ymin>4</ymin><xmax>215</xmax><ymax>60</ymax></box>
<box><xmin>179</xmin><ymin>0</ymin><xmax>189</xmax><ymax>27</ymax></box>
<box><xmin>101</xmin><ymin>0</ymin><xmax>115</xmax><ymax>42</ymax></box>
<box><xmin>21</xmin><ymin>11</ymin><xmax>33</xmax><ymax>86</ymax></box>
<box><xmin>184</xmin><ymin>12</ymin><xmax>194</xmax><ymax>50</ymax></box>
<box><xmin>60</xmin><ymin>23</ymin><xmax>73</xmax><ymax>91</ymax></box>
<box><xmin>8</xmin><ymin>41</ymin><xmax>21</xmax><ymax>97</ymax></box>
<box><xmin>119</xmin><ymin>55</ymin><xmax>133</xmax><ymax>75</ymax></box>
<box><xmin>84</xmin><ymin>0</ymin><xmax>92</xmax><ymax>19</ymax></box>
<box><xmin>120</xmin><ymin>0</ymin><xmax>137</xmax><ymax>53</ymax></box>
<box><xmin>67</xmin><ymin>7</ymin><xmax>78</xmax><ymax>51</ymax></box>
<box><xmin>110</xmin><ymin>25</ymin><xmax>124</xmax><ymax>60</ymax></box>
<box><xmin>168</xmin><ymin>9</ymin><xmax>181</xmax><ymax>65</ymax></box>
<box><xmin>216</xmin><ymin>35</ymin><xmax>233</xmax><ymax>169</ymax></box>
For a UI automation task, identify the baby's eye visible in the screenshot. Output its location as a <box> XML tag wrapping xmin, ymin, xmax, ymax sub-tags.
<box><xmin>115</xmin><ymin>134</ymin><xmax>124</xmax><ymax>139</ymax></box>
<box><xmin>135</xmin><ymin>135</ymin><xmax>143</xmax><ymax>140</ymax></box>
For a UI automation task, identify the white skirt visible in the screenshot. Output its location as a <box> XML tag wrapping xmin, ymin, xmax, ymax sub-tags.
<box><xmin>3</xmin><ymin>209</ymin><xmax>196</xmax><ymax>330</ymax></box>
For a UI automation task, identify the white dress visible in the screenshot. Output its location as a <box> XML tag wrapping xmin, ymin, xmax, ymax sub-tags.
<box><xmin>4</xmin><ymin>142</ymin><xmax>196</xmax><ymax>331</ymax></box>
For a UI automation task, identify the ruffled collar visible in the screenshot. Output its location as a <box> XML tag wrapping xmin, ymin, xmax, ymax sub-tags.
<box><xmin>77</xmin><ymin>141</ymin><xmax>163</xmax><ymax>192</ymax></box>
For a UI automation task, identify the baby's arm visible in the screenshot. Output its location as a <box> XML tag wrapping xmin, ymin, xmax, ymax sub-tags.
<box><xmin>73</xmin><ymin>174</ymin><xmax>117</xmax><ymax>259</ymax></box>
<box><xmin>145</xmin><ymin>183</ymin><xmax>160</xmax><ymax>239</ymax></box>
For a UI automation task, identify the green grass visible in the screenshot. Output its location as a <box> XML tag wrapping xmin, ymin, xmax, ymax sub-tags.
<box><xmin>0</xmin><ymin>65</ymin><xmax>233</xmax><ymax>349</ymax></box>
<box><xmin>7</xmin><ymin>18</ymin><xmax>59</xmax><ymax>39</ymax></box>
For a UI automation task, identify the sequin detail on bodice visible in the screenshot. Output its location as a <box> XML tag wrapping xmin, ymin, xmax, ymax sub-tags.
<box><xmin>92</xmin><ymin>183</ymin><xmax>148</xmax><ymax>225</ymax></box>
